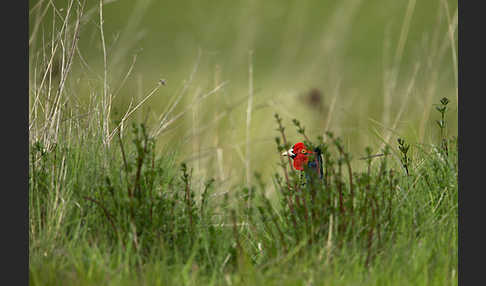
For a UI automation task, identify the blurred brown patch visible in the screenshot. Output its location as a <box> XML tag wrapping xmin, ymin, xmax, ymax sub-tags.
<box><xmin>301</xmin><ymin>88</ymin><xmax>325</xmax><ymax>113</ymax></box>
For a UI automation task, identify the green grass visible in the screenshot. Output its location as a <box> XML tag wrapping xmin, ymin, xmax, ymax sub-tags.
<box><xmin>29</xmin><ymin>109</ymin><xmax>457</xmax><ymax>285</ymax></box>
<box><xmin>29</xmin><ymin>0</ymin><xmax>457</xmax><ymax>285</ymax></box>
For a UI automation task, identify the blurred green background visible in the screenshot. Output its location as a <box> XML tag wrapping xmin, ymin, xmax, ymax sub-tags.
<box><xmin>29</xmin><ymin>0</ymin><xmax>458</xmax><ymax>188</ymax></box>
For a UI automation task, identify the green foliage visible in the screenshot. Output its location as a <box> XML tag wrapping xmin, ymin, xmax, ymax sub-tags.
<box><xmin>265</xmin><ymin>115</ymin><xmax>400</xmax><ymax>266</ymax></box>
<box><xmin>397</xmin><ymin>137</ymin><xmax>411</xmax><ymax>175</ymax></box>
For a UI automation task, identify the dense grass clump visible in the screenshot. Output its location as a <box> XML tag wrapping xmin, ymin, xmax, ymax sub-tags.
<box><xmin>236</xmin><ymin>103</ymin><xmax>457</xmax><ymax>271</ymax></box>
<box><xmin>29</xmin><ymin>97</ymin><xmax>457</xmax><ymax>286</ymax></box>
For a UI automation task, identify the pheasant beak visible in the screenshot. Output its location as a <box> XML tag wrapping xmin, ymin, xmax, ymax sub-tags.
<box><xmin>282</xmin><ymin>148</ymin><xmax>295</xmax><ymax>158</ymax></box>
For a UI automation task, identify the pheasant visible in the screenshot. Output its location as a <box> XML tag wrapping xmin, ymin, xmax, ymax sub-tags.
<box><xmin>282</xmin><ymin>142</ymin><xmax>323</xmax><ymax>183</ymax></box>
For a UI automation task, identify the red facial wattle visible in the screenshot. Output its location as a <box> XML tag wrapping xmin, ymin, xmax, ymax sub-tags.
<box><xmin>289</xmin><ymin>142</ymin><xmax>313</xmax><ymax>171</ymax></box>
<box><xmin>293</xmin><ymin>153</ymin><xmax>309</xmax><ymax>171</ymax></box>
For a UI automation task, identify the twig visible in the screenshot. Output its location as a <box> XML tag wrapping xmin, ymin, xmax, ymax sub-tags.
<box><xmin>83</xmin><ymin>196</ymin><xmax>118</xmax><ymax>236</ymax></box>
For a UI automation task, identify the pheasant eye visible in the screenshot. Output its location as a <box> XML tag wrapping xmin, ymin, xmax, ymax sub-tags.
<box><xmin>301</xmin><ymin>149</ymin><xmax>307</xmax><ymax>154</ymax></box>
